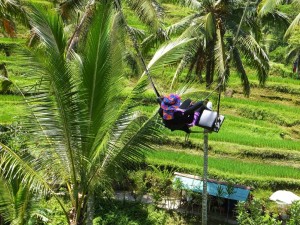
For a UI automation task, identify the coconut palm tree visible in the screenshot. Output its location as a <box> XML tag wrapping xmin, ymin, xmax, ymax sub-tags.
<box><xmin>0</xmin><ymin>2</ymin><xmax>160</xmax><ymax>224</ymax></box>
<box><xmin>161</xmin><ymin>0</ymin><xmax>273</xmax><ymax>96</ymax></box>
<box><xmin>256</xmin><ymin>0</ymin><xmax>290</xmax><ymax>55</ymax></box>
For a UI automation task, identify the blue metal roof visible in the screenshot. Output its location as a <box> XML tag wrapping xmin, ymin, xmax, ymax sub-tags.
<box><xmin>174</xmin><ymin>173</ymin><xmax>250</xmax><ymax>202</ymax></box>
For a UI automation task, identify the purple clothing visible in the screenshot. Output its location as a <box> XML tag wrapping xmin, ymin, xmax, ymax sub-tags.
<box><xmin>188</xmin><ymin>111</ymin><xmax>200</xmax><ymax>127</ymax></box>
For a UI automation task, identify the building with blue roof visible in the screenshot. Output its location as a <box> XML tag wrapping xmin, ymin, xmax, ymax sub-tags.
<box><xmin>173</xmin><ymin>172</ymin><xmax>251</xmax><ymax>202</ymax></box>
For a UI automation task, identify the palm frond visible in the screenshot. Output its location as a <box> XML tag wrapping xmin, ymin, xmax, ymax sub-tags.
<box><xmin>257</xmin><ymin>0</ymin><xmax>289</xmax><ymax>31</ymax></box>
<box><xmin>2</xmin><ymin>47</ymin><xmax>73</xmax><ymax>184</ymax></box>
<box><xmin>0</xmin><ymin>145</ymin><xmax>54</xmax><ymax>197</ymax></box>
<box><xmin>236</xmin><ymin>7</ymin><xmax>262</xmax><ymax>41</ymax></box>
<box><xmin>90</xmin><ymin>75</ymin><xmax>149</xmax><ymax>165</ymax></box>
<box><xmin>0</xmin><ymin>174</ymin><xmax>51</xmax><ymax>224</ymax></box>
<box><xmin>28</xmin><ymin>4</ymin><xmax>87</xmax><ymax>190</ymax></box>
<box><xmin>237</xmin><ymin>35</ymin><xmax>269</xmax><ymax>85</ymax></box>
<box><xmin>65</xmin><ymin>0</ymin><xmax>103</xmax><ymax>56</ymax></box>
<box><xmin>124</xmin><ymin>51</ymin><xmax>143</xmax><ymax>76</ymax></box>
<box><xmin>171</xmin><ymin>39</ymin><xmax>205</xmax><ymax>89</ymax></box>
<box><xmin>171</xmin><ymin>53</ymin><xmax>192</xmax><ymax>89</ymax></box>
<box><xmin>146</xmin><ymin>38</ymin><xmax>194</xmax><ymax>73</ymax></box>
<box><xmin>0</xmin><ymin>144</ymin><xmax>69</xmax><ymax>219</ymax></box>
<box><xmin>215</xmin><ymin>27</ymin><xmax>226</xmax><ymax>78</ymax></box>
<box><xmin>257</xmin><ymin>0</ymin><xmax>284</xmax><ymax>18</ymax></box>
<box><xmin>79</xmin><ymin>2</ymin><xmax>124</xmax><ymax>155</ymax></box>
<box><xmin>86</xmin><ymin>80</ymin><xmax>159</xmax><ymax>188</ymax></box>
<box><xmin>284</xmin><ymin>12</ymin><xmax>300</xmax><ymax>39</ymax></box>
<box><xmin>0</xmin><ymin>0</ymin><xmax>29</xmax><ymax>36</ymax></box>
<box><xmin>285</xmin><ymin>46</ymin><xmax>299</xmax><ymax>63</ymax></box>
<box><xmin>29</xmin><ymin>5</ymin><xmax>67</xmax><ymax>56</ymax></box>
<box><xmin>166</xmin><ymin>13</ymin><xmax>200</xmax><ymax>37</ymax></box>
<box><xmin>127</xmin><ymin>25</ymin><xmax>146</xmax><ymax>40</ymax></box>
<box><xmin>24</xmin><ymin>92</ymin><xmax>75</xmax><ymax>181</ymax></box>
<box><xmin>205</xmin><ymin>12</ymin><xmax>216</xmax><ymax>41</ymax></box>
<box><xmin>141</xmin><ymin>30</ymin><xmax>169</xmax><ymax>55</ymax></box>
<box><xmin>125</xmin><ymin>0</ymin><xmax>164</xmax><ymax>31</ymax></box>
<box><xmin>14</xmin><ymin>183</ymin><xmax>31</xmax><ymax>225</ymax></box>
<box><xmin>101</xmin><ymin>111</ymin><xmax>160</xmax><ymax>174</ymax></box>
<box><xmin>0</xmin><ymin>177</ymin><xmax>14</xmax><ymax>223</ymax></box>
<box><xmin>260</xmin><ymin>10</ymin><xmax>290</xmax><ymax>29</ymax></box>
<box><xmin>177</xmin><ymin>18</ymin><xmax>205</xmax><ymax>40</ymax></box>
<box><xmin>29</xmin><ymin>207</ymin><xmax>52</xmax><ymax>224</ymax></box>
<box><xmin>232</xmin><ymin>47</ymin><xmax>250</xmax><ymax>96</ymax></box>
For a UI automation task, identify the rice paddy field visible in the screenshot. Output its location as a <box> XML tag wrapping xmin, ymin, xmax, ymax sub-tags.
<box><xmin>142</xmin><ymin>72</ymin><xmax>300</xmax><ymax>198</ymax></box>
<box><xmin>119</xmin><ymin>66</ymin><xmax>300</xmax><ymax>199</ymax></box>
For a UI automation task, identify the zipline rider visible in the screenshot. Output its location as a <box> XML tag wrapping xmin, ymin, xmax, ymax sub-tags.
<box><xmin>157</xmin><ymin>93</ymin><xmax>212</xmax><ymax>133</ymax></box>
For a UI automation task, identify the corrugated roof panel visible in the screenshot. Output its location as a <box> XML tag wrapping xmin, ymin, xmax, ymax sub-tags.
<box><xmin>174</xmin><ymin>175</ymin><xmax>250</xmax><ymax>202</ymax></box>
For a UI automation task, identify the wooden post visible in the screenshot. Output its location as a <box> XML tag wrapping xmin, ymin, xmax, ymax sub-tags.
<box><xmin>202</xmin><ymin>129</ymin><xmax>209</xmax><ymax>225</ymax></box>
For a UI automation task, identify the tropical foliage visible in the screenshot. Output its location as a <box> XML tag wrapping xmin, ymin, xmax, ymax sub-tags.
<box><xmin>0</xmin><ymin>1</ymin><xmax>160</xmax><ymax>224</ymax></box>
<box><xmin>155</xmin><ymin>0</ymin><xmax>289</xmax><ymax>96</ymax></box>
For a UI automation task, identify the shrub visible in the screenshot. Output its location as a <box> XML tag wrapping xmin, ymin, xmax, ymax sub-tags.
<box><xmin>94</xmin><ymin>200</ymin><xmax>187</xmax><ymax>225</ymax></box>
<box><xmin>269</xmin><ymin>46</ymin><xmax>286</xmax><ymax>63</ymax></box>
<box><xmin>236</xmin><ymin>199</ymin><xmax>281</xmax><ymax>225</ymax></box>
<box><xmin>128</xmin><ymin>170</ymin><xmax>148</xmax><ymax>201</ymax></box>
<box><xmin>269</xmin><ymin>62</ymin><xmax>294</xmax><ymax>78</ymax></box>
<box><xmin>287</xmin><ymin>201</ymin><xmax>300</xmax><ymax>225</ymax></box>
<box><xmin>237</xmin><ymin>199</ymin><xmax>300</xmax><ymax>225</ymax></box>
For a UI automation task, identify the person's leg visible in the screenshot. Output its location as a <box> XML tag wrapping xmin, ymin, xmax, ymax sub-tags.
<box><xmin>187</xmin><ymin>101</ymin><xmax>213</xmax><ymax>126</ymax></box>
<box><xmin>180</xmin><ymin>99</ymin><xmax>192</xmax><ymax>109</ymax></box>
<box><xmin>188</xmin><ymin>111</ymin><xmax>200</xmax><ymax>127</ymax></box>
<box><xmin>195</xmin><ymin>105</ymin><xmax>207</xmax><ymax>115</ymax></box>
<box><xmin>184</xmin><ymin>100</ymin><xmax>205</xmax><ymax>114</ymax></box>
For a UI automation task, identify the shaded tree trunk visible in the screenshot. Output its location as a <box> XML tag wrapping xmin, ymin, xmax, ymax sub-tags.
<box><xmin>205</xmin><ymin>40</ymin><xmax>215</xmax><ymax>87</ymax></box>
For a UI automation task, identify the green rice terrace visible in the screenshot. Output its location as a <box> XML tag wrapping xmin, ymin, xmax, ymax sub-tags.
<box><xmin>1</xmin><ymin>0</ymin><xmax>300</xmax><ymax>225</ymax></box>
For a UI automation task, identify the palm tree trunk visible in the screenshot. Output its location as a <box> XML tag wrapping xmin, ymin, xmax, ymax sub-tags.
<box><xmin>66</xmin><ymin>0</ymin><xmax>96</xmax><ymax>57</ymax></box>
<box><xmin>202</xmin><ymin>130</ymin><xmax>209</xmax><ymax>225</ymax></box>
<box><xmin>86</xmin><ymin>194</ymin><xmax>95</xmax><ymax>225</ymax></box>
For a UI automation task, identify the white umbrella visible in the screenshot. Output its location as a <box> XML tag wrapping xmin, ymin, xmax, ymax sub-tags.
<box><xmin>270</xmin><ymin>190</ymin><xmax>300</xmax><ymax>205</ymax></box>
